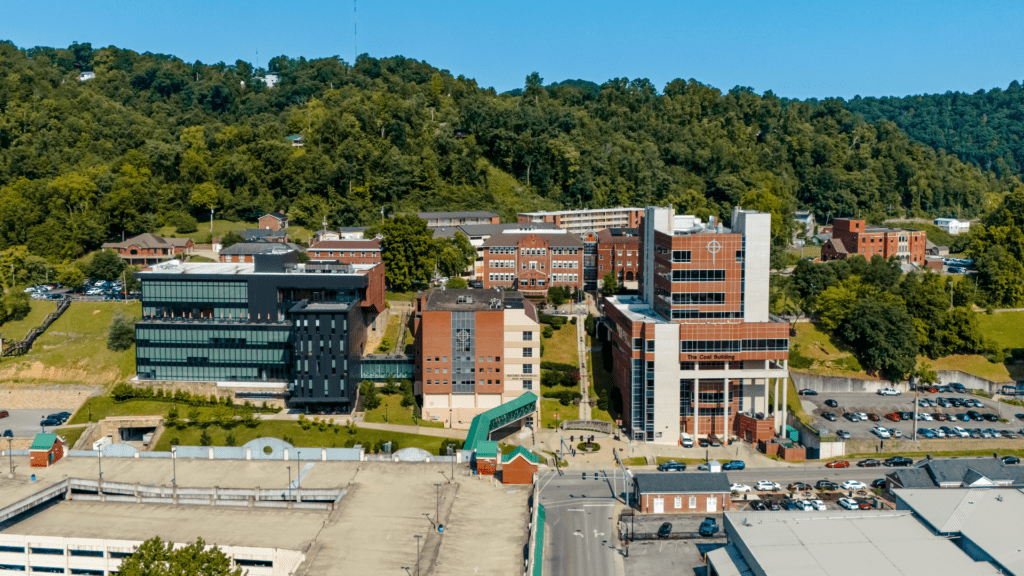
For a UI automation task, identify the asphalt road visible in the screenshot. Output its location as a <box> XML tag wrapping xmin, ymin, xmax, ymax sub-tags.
<box><xmin>0</xmin><ymin>409</ymin><xmax>72</xmax><ymax>437</ymax></box>
<box><xmin>538</xmin><ymin>470</ymin><xmax>623</xmax><ymax>576</ymax></box>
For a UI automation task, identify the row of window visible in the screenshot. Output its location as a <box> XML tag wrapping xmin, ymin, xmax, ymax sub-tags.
<box><xmin>670</xmin><ymin>310</ymin><xmax>744</xmax><ymax>320</ymax></box>
<box><xmin>138</xmin><ymin>347</ymin><xmax>288</xmax><ymax>363</ymax></box>
<box><xmin>490</xmin><ymin>260</ymin><xmax>515</xmax><ymax>268</ymax></box>
<box><xmin>670</xmin><ymin>270</ymin><xmax>727</xmax><ymax>282</ymax></box>
<box><xmin>311</xmin><ymin>251</ymin><xmax>377</xmax><ymax>258</ymax></box>
<box><xmin>136</xmin><ymin>327</ymin><xmax>290</xmax><ymax>345</ymax></box>
<box><xmin>672</xmin><ymin>293</ymin><xmax>726</xmax><ymax>305</ymax></box>
<box><xmin>679</xmin><ymin>339</ymin><xmax>789</xmax><ymax>353</ymax></box>
<box><xmin>425</xmin><ymin>379</ymin><xmax>502</xmax><ymax>386</ymax></box>
<box><xmin>142</xmin><ymin>281</ymin><xmax>247</xmax><ymax>303</ymax></box>
<box><xmin>137</xmin><ymin>365</ymin><xmax>285</xmax><ymax>381</ymax></box>
<box><xmin>426</xmin><ymin>355</ymin><xmax>505</xmax><ymax>362</ymax></box>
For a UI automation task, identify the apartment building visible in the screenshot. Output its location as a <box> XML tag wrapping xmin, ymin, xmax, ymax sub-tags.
<box><xmin>517</xmin><ymin>207</ymin><xmax>644</xmax><ymax>237</ymax></box>
<box><xmin>604</xmin><ymin>207</ymin><xmax>789</xmax><ymax>444</ymax></box>
<box><xmin>596</xmin><ymin>227</ymin><xmax>640</xmax><ymax>288</ymax></box>
<box><xmin>480</xmin><ymin>230</ymin><xmax>585</xmax><ymax>298</ymax></box>
<box><xmin>432</xmin><ymin>222</ymin><xmax>560</xmax><ymax>279</ymax></box>
<box><xmin>822</xmin><ymin>219</ymin><xmax>927</xmax><ymax>264</ymax></box>
<box><xmin>306</xmin><ymin>239</ymin><xmax>383</xmax><ymax>265</ymax></box>
<box><xmin>413</xmin><ymin>289</ymin><xmax>539</xmax><ymax>429</ymax></box>
<box><xmin>418</xmin><ymin>211</ymin><xmax>500</xmax><ymax>228</ymax></box>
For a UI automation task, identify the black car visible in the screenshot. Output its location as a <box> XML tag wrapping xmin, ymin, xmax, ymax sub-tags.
<box><xmin>950</xmin><ymin>398</ymin><xmax>964</xmax><ymax>408</ymax></box>
<box><xmin>822</xmin><ymin>412</ymin><xmax>837</xmax><ymax>421</ymax></box>
<box><xmin>40</xmin><ymin>418</ymin><xmax>60</xmax><ymax>427</ymax></box>
<box><xmin>825</xmin><ymin>399</ymin><xmax>839</xmax><ymax>408</ymax></box>
<box><xmin>798</xmin><ymin>389</ymin><xmax>819</xmax><ymax>396</ymax></box>
<box><xmin>658</xmin><ymin>522</ymin><xmax>673</xmax><ymax>538</ymax></box>
<box><xmin>767</xmin><ymin>500</ymin><xmax>781</xmax><ymax>511</ymax></box>
<box><xmin>870</xmin><ymin>478</ymin><xmax>887</xmax><ymax>488</ymax></box>
<box><xmin>983</xmin><ymin>413</ymin><xmax>999</xmax><ymax>422</ymax></box>
<box><xmin>1002</xmin><ymin>456</ymin><xmax>1021</xmax><ymax>465</ymax></box>
<box><xmin>749</xmin><ymin>500</ymin><xmax>767</xmax><ymax>511</ymax></box>
<box><xmin>1</xmin><ymin>429</ymin><xmax>11</xmax><ymax>438</ymax></box>
<box><xmin>698</xmin><ymin>517</ymin><xmax>719</xmax><ymax>536</ymax></box>
<box><xmin>900</xmin><ymin>411</ymin><xmax>914</xmax><ymax>421</ymax></box>
<box><xmin>858</xmin><ymin>459</ymin><xmax>882</xmax><ymax>468</ymax></box>
<box><xmin>657</xmin><ymin>461</ymin><xmax>686</xmax><ymax>472</ymax></box>
<box><xmin>884</xmin><ymin>456</ymin><xmax>913</xmax><ymax>467</ymax></box>
<box><xmin>844</xmin><ymin>412</ymin><xmax>859</xmax><ymax>422</ymax></box>
<box><xmin>781</xmin><ymin>499</ymin><xmax>802</xmax><ymax>510</ymax></box>
<box><xmin>816</xmin><ymin>480</ymin><xmax>838</xmax><ymax>490</ymax></box>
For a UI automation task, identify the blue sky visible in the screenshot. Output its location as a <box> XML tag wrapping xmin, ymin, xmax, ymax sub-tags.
<box><xmin>2</xmin><ymin>0</ymin><xmax>1021</xmax><ymax>99</ymax></box>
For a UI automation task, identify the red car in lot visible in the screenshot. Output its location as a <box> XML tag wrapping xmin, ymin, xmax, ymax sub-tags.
<box><xmin>885</xmin><ymin>413</ymin><xmax>901</xmax><ymax>422</ymax></box>
<box><xmin>825</xmin><ymin>460</ymin><xmax>850</xmax><ymax>469</ymax></box>
<box><xmin>867</xmin><ymin>413</ymin><xmax>880</xmax><ymax>422</ymax></box>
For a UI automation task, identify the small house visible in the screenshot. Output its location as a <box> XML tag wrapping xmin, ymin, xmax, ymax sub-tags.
<box><xmin>258</xmin><ymin>211</ymin><xmax>289</xmax><ymax>231</ymax></box>
<box><xmin>633</xmin><ymin>472</ymin><xmax>732</xmax><ymax>514</ymax></box>
<box><xmin>30</xmin><ymin>433</ymin><xmax>65</xmax><ymax>468</ymax></box>
<box><xmin>286</xmin><ymin>134</ymin><xmax>305</xmax><ymax>148</ymax></box>
<box><xmin>473</xmin><ymin>441</ymin><xmax>498</xmax><ymax>476</ymax></box>
<box><xmin>500</xmin><ymin>446</ymin><xmax>539</xmax><ymax>484</ymax></box>
<box><xmin>79</xmin><ymin>71</ymin><xmax>95</xmax><ymax>82</ymax></box>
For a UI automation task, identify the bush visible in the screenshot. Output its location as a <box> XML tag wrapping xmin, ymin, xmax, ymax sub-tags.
<box><xmin>198</xmin><ymin>428</ymin><xmax>212</xmax><ymax>446</ymax></box>
<box><xmin>585</xmin><ymin>313</ymin><xmax>595</xmax><ymax>336</ymax></box>
<box><xmin>107</xmin><ymin>311</ymin><xmax>137</xmax><ymax>351</ymax></box>
<box><xmin>542</xmin><ymin>361</ymin><xmax>577</xmax><ymax>372</ymax></box>
<box><xmin>543</xmin><ymin>388</ymin><xmax>582</xmax><ymax>406</ymax></box>
<box><xmin>225</xmin><ymin>432</ymin><xmax>236</xmax><ymax>446</ymax></box>
<box><xmin>382</xmin><ymin>378</ymin><xmax>400</xmax><ymax>395</ymax></box>
<box><xmin>170</xmin><ymin>212</ymin><xmax>198</xmax><ymax>234</ymax></box>
<box><xmin>169</xmin><ymin>436</ymin><xmax>180</xmax><ymax>446</ymax></box>
<box><xmin>539</xmin><ymin>314</ymin><xmax>567</xmax><ymax>328</ymax></box>
<box><xmin>359</xmin><ymin>380</ymin><xmax>381</xmax><ymax>411</ymax></box>
<box><xmin>440</xmin><ymin>438</ymin><xmax>460</xmax><ymax>456</ymax></box>
<box><xmin>542</xmin><ymin>325</ymin><xmax>554</xmax><ymax>338</ymax></box>
<box><xmin>570</xmin><ymin>317</ymin><xmax>577</xmax><ymax>325</ymax></box>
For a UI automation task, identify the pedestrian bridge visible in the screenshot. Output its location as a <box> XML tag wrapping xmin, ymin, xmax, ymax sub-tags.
<box><xmin>463</xmin><ymin>392</ymin><xmax>538</xmax><ymax>454</ymax></box>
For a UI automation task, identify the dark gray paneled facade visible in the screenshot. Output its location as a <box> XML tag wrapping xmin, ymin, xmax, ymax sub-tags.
<box><xmin>136</xmin><ymin>255</ymin><xmax>376</xmax><ymax>410</ymax></box>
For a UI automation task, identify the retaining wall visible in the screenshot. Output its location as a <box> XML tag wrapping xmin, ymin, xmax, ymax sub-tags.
<box><xmin>845</xmin><ymin>437</ymin><xmax>1023</xmax><ymax>455</ymax></box>
<box><xmin>792</xmin><ymin>369</ymin><xmax>1012</xmax><ymax>395</ymax></box>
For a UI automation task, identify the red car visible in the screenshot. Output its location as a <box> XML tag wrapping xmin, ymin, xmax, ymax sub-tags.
<box><xmin>867</xmin><ymin>413</ymin><xmax>880</xmax><ymax>422</ymax></box>
<box><xmin>885</xmin><ymin>413</ymin><xmax>901</xmax><ymax>422</ymax></box>
<box><xmin>826</xmin><ymin>460</ymin><xmax>850</xmax><ymax>469</ymax></box>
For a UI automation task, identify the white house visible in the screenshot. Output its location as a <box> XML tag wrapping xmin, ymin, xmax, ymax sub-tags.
<box><xmin>934</xmin><ymin>218</ymin><xmax>970</xmax><ymax>235</ymax></box>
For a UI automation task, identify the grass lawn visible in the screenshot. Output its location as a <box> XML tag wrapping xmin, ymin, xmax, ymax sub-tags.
<box><xmin>977</xmin><ymin>311</ymin><xmax>1024</xmax><ymax>350</ymax></box>
<box><xmin>541</xmin><ymin>398</ymin><xmax>573</xmax><ymax>429</ymax></box>
<box><xmin>542</xmin><ymin>323</ymin><xmax>579</xmax><ymax>368</ymax></box>
<box><xmin>386</xmin><ymin>291</ymin><xmax>419</xmax><ymax>302</ymax></box>
<box><xmin>377</xmin><ymin>315</ymin><xmax>402</xmax><ymax>353</ymax></box>
<box><xmin>154</xmin><ymin>421</ymin><xmax>452</xmax><ymax>453</ymax></box>
<box><xmin>187</xmin><ymin>255</ymin><xmax>216</xmax><ymax>263</ymax></box>
<box><xmin>3</xmin><ymin>301</ymin><xmax>141</xmax><ymax>384</ymax></box>
<box><xmin>587</xmin><ymin>336</ymin><xmax>616</xmax><ymax>423</ymax></box>
<box><xmin>363</xmin><ymin>394</ymin><xmax>443</xmax><ymax>428</ymax></box>
<box><xmin>68</xmin><ymin>396</ymin><xmax>269</xmax><ymax>425</ymax></box>
<box><xmin>403</xmin><ymin>327</ymin><xmax>414</xmax><ymax>354</ymax></box>
<box><xmin>621</xmin><ymin>457</ymin><xmax>647</xmax><ymax>467</ymax></box>
<box><xmin>55</xmin><ymin>426</ymin><xmax>86</xmax><ymax>448</ymax></box>
<box><xmin>786</xmin><ymin>245</ymin><xmax>822</xmax><ymax>259</ymax></box>
<box><xmin>925</xmin><ymin>354</ymin><xmax>1010</xmax><ymax>382</ymax></box>
<box><xmin>158</xmin><ymin>219</ymin><xmax>252</xmax><ymax>241</ymax></box>
<box><xmin>0</xmin><ymin>300</ymin><xmax>58</xmax><ymax>342</ymax></box>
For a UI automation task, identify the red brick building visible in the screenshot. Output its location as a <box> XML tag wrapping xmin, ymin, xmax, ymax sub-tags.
<box><xmin>101</xmin><ymin>233</ymin><xmax>194</xmax><ymax>266</ymax></box>
<box><xmin>419</xmin><ymin>211</ymin><xmax>499</xmax><ymax>228</ymax></box>
<box><xmin>307</xmin><ymin>239</ymin><xmax>383</xmax><ymax>265</ymax></box>
<box><xmin>633</xmin><ymin>473</ymin><xmax>732</xmax><ymax>513</ymax></box>
<box><xmin>821</xmin><ymin>219</ymin><xmax>927</xmax><ymax>265</ymax></box>
<box><xmin>481</xmin><ymin>230</ymin><xmax>584</xmax><ymax>299</ymax></box>
<box><xmin>500</xmin><ymin>446</ymin><xmax>539</xmax><ymax>484</ymax></box>
<box><xmin>258</xmin><ymin>211</ymin><xmax>289</xmax><ymax>231</ymax></box>
<box><xmin>30</xmin><ymin>433</ymin><xmax>64</xmax><ymax>468</ymax></box>
<box><xmin>596</xmin><ymin>227</ymin><xmax>640</xmax><ymax>286</ymax></box>
<box><xmin>604</xmin><ymin>208</ymin><xmax>789</xmax><ymax>445</ymax></box>
<box><xmin>517</xmin><ymin>207</ymin><xmax>644</xmax><ymax>237</ymax></box>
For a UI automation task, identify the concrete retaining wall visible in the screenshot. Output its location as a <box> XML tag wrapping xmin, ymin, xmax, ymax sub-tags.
<box><xmin>936</xmin><ymin>371</ymin><xmax>1012</xmax><ymax>394</ymax></box>
<box><xmin>792</xmin><ymin>369</ymin><xmax>1011</xmax><ymax>395</ymax></box>
<box><xmin>845</xmin><ymin>437</ymin><xmax>1023</xmax><ymax>455</ymax></box>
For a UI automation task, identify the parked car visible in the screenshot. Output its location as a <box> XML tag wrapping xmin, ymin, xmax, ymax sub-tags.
<box><xmin>825</xmin><ymin>460</ymin><xmax>850</xmax><ymax>469</ymax></box>
<box><xmin>1002</xmin><ymin>456</ymin><xmax>1021</xmax><ymax>465</ymax></box>
<box><xmin>899</xmin><ymin>411</ymin><xmax>913</xmax><ymax>421</ymax></box>
<box><xmin>984</xmin><ymin>429</ymin><xmax>1001</xmax><ymax>438</ymax></box>
<box><xmin>952</xmin><ymin>426</ymin><xmax>970</xmax><ymax>438</ymax></box>
<box><xmin>657</xmin><ymin>461</ymin><xmax>686</xmax><ymax>472</ymax></box>
<box><xmin>857</xmin><ymin>413</ymin><xmax>869</xmax><ymax>421</ymax></box>
<box><xmin>841</xmin><ymin>480</ymin><xmax>867</xmax><ymax>491</ymax></box>
<box><xmin>722</xmin><ymin>460</ymin><xmax>745</xmax><ymax>471</ymax></box>
<box><xmin>39</xmin><ymin>418</ymin><xmax>60</xmax><ymax>427</ymax></box>
<box><xmin>787</xmin><ymin>482</ymin><xmax>812</xmax><ymax>491</ymax></box>
<box><xmin>858</xmin><ymin>459</ymin><xmax>882</xmax><ymax>468</ymax></box>
<box><xmin>755</xmin><ymin>481</ymin><xmax>781</xmax><ymax>491</ymax></box>
<box><xmin>698</xmin><ymin>517</ymin><xmax>719</xmax><ymax>537</ymax></box>
<box><xmin>836</xmin><ymin>430</ymin><xmax>851</xmax><ymax>439</ymax></box>
<box><xmin>939</xmin><ymin>426</ymin><xmax>955</xmax><ymax>436</ymax></box>
<box><xmin>730</xmin><ymin>484</ymin><xmax>752</xmax><ymax>493</ymax></box>
<box><xmin>0</xmin><ymin>410</ymin><xmax>8</xmax><ymax>419</ymax></box>
<box><xmin>877</xmin><ymin>387</ymin><xmax>901</xmax><ymax>396</ymax></box>
<box><xmin>657</xmin><ymin>522</ymin><xmax>673</xmax><ymax>538</ymax></box>
<box><xmin>889</xmin><ymin>428</ymin><xmax>902</xmax><ymax>438</ymax></box>
<box><xmin>934</xmin><ymin>413</ymin><xmax>949</xmax><ymax>421</ymax></box>
<box><xmin>867</xmin><ymin>413</ymin><xmax>880</xmax><ymax>422</ymax></box>
<box><xmin>825</xmin><ymin>399</ymin><xmax>838</xmax><ymax>408</ymax></box>
<box><xmin>884</xmin><ymin>456</ymin><xmax>913</xmax><ymax>467</ymax></box>
<box><xmin>983</xmin><ymin>413</ymin><xmax>999</xmax><ymax>422</ymax></box>
<box><xmin>808</xmin><ymin>499</ymin><xmax>827</xmax><ymax>511</ymax></box>
<box><xmin>749</xmin><ymin>500</ymin><xmax>767</xmax><ymax>511</ymax></box>
<box><xmin>872</xmin><ymin>426</ymin><xmax>891</xmax><ymax>439</ymax></box>
<box><xmin>870</xmin><ymin>478</ymin><xmax>887</xmax><ymax>488</ymax></box>
<box><xmin>698</xmin><ymin>438</ymin><xmax>709</xmax><ymax>447</ymax></box>
<box><xmin>766</xmin><ymin>500</ymin><xmax>781</xmax><ymax>511</ymax></box>
<box><xmin>681</xmin><ymin>437</ymin><xmax>694</xmax><ymax>448</ymax></box>
<box><xmin>917</xmin><ymin>412</ymin><xmax>932</xmax><ymax>421</ymax></box>
<box><xmin>798</xmin><ymin>389</ymin><xmax>818</xmax><ymax>396</ymax></box>
<box><xmin>816</xmin><ymin>480</ymin><xmax>839</xmax><ymax>490</ymax></box>
<box><xmin>950</xmin><ymin>383</ymin><xmax>967</xmax><ymax>393</ymax></box>
<box><xmin>822</xmin><ymin>412</ymin><xmax>837</xmax><ymax>421</ymax></box>
<box><xmin>918</xmin><ymin>428</ymin><xmax>935</xmax><ymax>439</ymax></box>
<box><xmin>885</xmin><ymin>413</ymin><xmax>901</xmax><ymax>422</ymax></box>
<box><xmin>838</xmin><ymin>497</ymin><xmax>860</xmax><ymax>510</ymax></box>
<box><xmin>843</xmin><ymin>413</ymin><xmax>859</xmax><ymax>422</ymax></box>
<box><xmin>781</xmin><ymin>499</ymin><xmax>802</xmax><ymax>511</ymax></box>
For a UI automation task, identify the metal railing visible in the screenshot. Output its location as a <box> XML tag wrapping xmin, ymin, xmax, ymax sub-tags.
<box><xmin>3</xmin><ymin>297</ymin><xmax>71</xmax><ymax>356</ymax></box>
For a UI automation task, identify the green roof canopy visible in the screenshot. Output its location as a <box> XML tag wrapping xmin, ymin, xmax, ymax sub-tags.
<box><xmin>501</xmin><ymin>445</ymin><xmax>539</xmax><ymax>464</ymax></box>
<box><xmin>31</xmin><ymin>433</ymin><xmax>58</xmax><ymax>450</ymax></box>
<box><xmin>463</xmin><ymin>392</ymin><xmax>538</xmax><ymax>453</ymax></box>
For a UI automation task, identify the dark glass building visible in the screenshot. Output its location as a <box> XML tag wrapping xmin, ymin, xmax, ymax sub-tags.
<box><xmin>135</xmin><ymin>252</ymin><xmax>386</xmax><ymax>411</ymax></box>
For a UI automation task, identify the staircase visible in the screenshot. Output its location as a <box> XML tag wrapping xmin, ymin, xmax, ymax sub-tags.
<box><xmin>3</xmin><ymin>297</ymin><xmax>72</xmax><ymax>357</ymax></box>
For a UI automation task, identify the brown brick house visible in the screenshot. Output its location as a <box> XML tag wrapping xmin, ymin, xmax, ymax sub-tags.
<box><xmin>633</xmin><ymin>472</ymin><xmax>732</xmax><ymax>513</ymax></box>
<box><xmin>596</xmin><ymin>227</ymin><xmax>640</xmax><ymax>286</ymax></box>
<box><xmin>307</xmin><ymin>239</ymin><xmax>383</xmax><ymax>265</ymax></box>
<box><xmin>258</xmin><ymin>211</ymin><xmax>289</xmax><ymax>231</ymax></box>
<box><xmin>821</xmin><ymin>219</ymin><xmax>927</xmax><ymax>265</ymax></box>
<box><xmin>101</xmin><ymin>233</ymin><xmax>194</xmax><ymax>265</ymax></box>
<box><xmin>30</xmin><ymin>433</ymin><xmax>65</xmax><ymax>468</ymax></box>
<box><xmin>500</xmin><ymin>446</ymin><xmax>539</xmax><ymax>484</ymax></box>
<box><xmin>480</xmin><ymin>230</ymin><xmax>584</xmax><ymax>298</ymax></box>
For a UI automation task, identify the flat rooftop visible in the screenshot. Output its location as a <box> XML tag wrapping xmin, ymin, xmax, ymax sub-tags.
<box><xmin>723</xmin><ymin>510</ymin><xmax>1002</xmax><ymax>576</ymax></box>
<box><xmin>519</xmin><ymin>207</ymin><xmax>641</xmax><ymax>216</ymax></box>
<box><xmin>140</xmin><ymin>261</ymin><xmax>378</xmax><ymax>276</ymax></box>
<box><xmin>604</xmin><ymin>294</ymin><xmax>671</xmax><ymax>324</ymax></box>
<box><xmin>423</xmin><ymin>288</ymin><xmax>526</xmax><ymax>311</ymax></box>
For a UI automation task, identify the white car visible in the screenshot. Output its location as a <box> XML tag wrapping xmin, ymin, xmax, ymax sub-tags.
<box><xmin>841</xmin><ymin>480</ymin><xmax>867</xmax><ymax>491</ymax></box>
<box><xmin>730</xmin><ymin>483</ymin><xmax>752</xmax><ymax>493</ymax></box>
<box><xmin>857</xmin><ymin>413</ymin><xmax>869</xmax><ymax>421</ymax></box>
<box><xmin>889</xmin><ymin>428</ymin><xmax>902</xmax><ymax>438</ymax></box>
<box><xmin>838</xmin><ymin>497</ymin><xmax>860</xmax><ymax>510</ymax></box>
<box><xmin>877</xmin><ymin>388</ymin><xmax>901</xmax><ymax>396</ymax></box>
<box><xmin>917</xmin><ymin>413</ymin><xmax>932</xmax><ymax>421</ymax></box>
<box><xmin>755</xmin><ymin>480</ymin><xmax>781</xmax><ymax>491</ymax></box>
<box><xmin>872</xmin><ymin>426</ymin><xmax>891</xmax><ymax>439</ymax></box>
<box><xmin>799</xmin><ymin>500</ymin><xmax>816</xmax><ymax>511</ymax></box>
<box><xmin>952</xmin><ymin>426</ymin><xmax>970</xmax><ymax>438</ymax></box>
<box><xmin>933</xmin><ymin>428</ymin><xmax>946</xmax><ymax>438</ymax></box>
<box><xmin>809</xmin><ymin>499</ymin><xmax>827</xmax><ymax>511</ymax></box>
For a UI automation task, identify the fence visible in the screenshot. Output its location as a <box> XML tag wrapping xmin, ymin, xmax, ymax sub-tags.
<box><xmin>561</xmin><ymin>420</ymin><xmax>613</xmax><ymax>434</ymax></box>
<box><xmin>2</xmin><ymin>297</ymin><xmax>71</xmax><ymax>356</ymax></box>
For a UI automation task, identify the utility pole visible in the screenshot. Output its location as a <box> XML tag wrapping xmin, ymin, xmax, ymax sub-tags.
<box><xmin>287</xmin><ymin>465</ymin><xmax>292</xmax><ymax>500</ymax></box>
<box><xmin>414</xmin><ymin>535</ymin><xmax>423</xmax><ymax>576</ymax></box>
<box><xmin>171</xmin><ymin>447</ymin><xmax>177</xmax><ymax>487</ymax></box>
<box><xmin>911</xmin><ymin>375</ymin><xmax>918</xmax><ymax>442</ymax></box>
<box><xmin>7</xmin><ymin>437</ymin><xmax>12</xmax><ymax>475</ymax></box>
<box><xmin>434</xmin><ymin>483</ymin><xmax>442</xmax><ymax>524</ymax></box>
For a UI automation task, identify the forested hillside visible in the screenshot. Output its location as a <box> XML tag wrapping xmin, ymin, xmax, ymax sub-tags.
<box><xmin>844</xmin><ymin>83</ymin><xmax>1024</xmax><ymax>186</ymax></box>
<box><xmin>0</xmin><ymin>40</ymin><xmax>1016</xmax><ymax>264</ymax></box>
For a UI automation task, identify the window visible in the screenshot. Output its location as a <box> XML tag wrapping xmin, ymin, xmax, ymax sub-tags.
<box><xmin>632</xmin><ymin>338</ymin><xmax>642</xmax><ymax>350</ymax></box>
<box><xmin>523</xmin><ymin>347</ymin><xmax>533</xmax><ymax>357</ymax></box>
<box><xmin>523</xmin><ymin>380</ymin><xmax>533</xmax><ymax>390</ymax></box>
<box><xmin>646</xmin><ymin>340</ymin><xmax>655</xmax><ymax>352</ymax></box>
<box><xmin>689</xmin><ymin>496</ymin><xmax>696</xmax><ymax>509</ymax></box>
<box><xmin>672</xmin><ymin>250</ymin><xmax>692</xmax><ymax>263</ymax></box>
<box><xmin>524</xmin><ymin>364</ymin><xmax>533</xmax><ymax>374</ymax></box>
<box><xmin>674</xmin><ymin>496</ymin><xmax>682</xmax><ymax>508</ymax></box>
<box><xmin>671</xmin><ymin>292</ymin><xmax>725</xmax><ymax>305</ymax></box>
<box><xmin>523</xmin><ymin>331</ymin><xmax>533</xmax><ymax>341</ymax></box>
<box><xmin>671</xmin><ymin>270</ymin><xmax>726</xmax><ymax>282</ymax></box>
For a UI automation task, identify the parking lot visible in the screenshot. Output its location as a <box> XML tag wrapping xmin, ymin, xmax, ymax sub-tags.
<box><xmin>624</xmin><ymin>537</ymin><xmax>723</xmax><ymax>576</ymax></box>
<box><xmin>801</xmin><ymin>392</ymin><xmax>1024</xmax><ymax>440</ymax></box>
<box><xmin>0</xmin><ymin>408</ymin><xmax>75</xmax><ymax>437</ymax></box>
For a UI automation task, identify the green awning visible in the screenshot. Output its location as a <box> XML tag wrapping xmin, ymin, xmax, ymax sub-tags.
<box><xmin>501</xmin><ymin>445</ymin><xmax>539</xmax><ymax>464</ymax></box>
<box><xmin>31</xmin><ymin>433</ymin><xmax>58</xmax><ymax>450</ymax></box>
<box><xmin>464</xmin><ymin>391</ymin><xmax>538</xmax><ymax>452</ymax></box>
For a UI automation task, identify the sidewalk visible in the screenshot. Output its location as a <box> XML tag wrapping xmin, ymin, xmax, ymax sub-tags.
<box><xmin>261</xmin><ymin>411</ymin><xmax>468</xmax><ymax>439</ymax></box>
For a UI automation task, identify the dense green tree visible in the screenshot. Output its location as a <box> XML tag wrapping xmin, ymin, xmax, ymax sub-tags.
<box><xmin>445</xmin><ymin>277</ymin><xmax>468</xmax><ymax>289</ymax></box>
<box><xmin>601</xmin><ymin>272</ymin><xmax>619</xmax><ymax>296</ymax></box>
<box><xmin>840</xmin><ymin>299</ymin><xmax>918</xmax><ymax>383</ymax></box>
<box><xmin>88</xmin><ymin>249</ymin><xmax>126</xmax><ymax>281</ymax></box>
<box><xmin>548</xmin><ymin>286</ymin><xmax>567</xmax><ymax>306</ymax></box>
<box><xmin>219</xmin><ymin>230</ymin><xmax>244</xmax><ymax>249</ymax></box>
<box><xmin>117</xmin><ymin>537</ymin><xmax>243</xmax><ymax>576</ymax></box>
<box><xmin>435</xmin><ymin>232</ymin><xmax>475</xmax><ymax>278</ymax></box>
<box><xmin>365</xmin><ymin>215</ymin><xmax>436</xmax><ymax>291</ymax></box>
<box><xmin>107</xmin><ymin>310</ymin><xmax>137</xmax><ymax>351</ymax></box>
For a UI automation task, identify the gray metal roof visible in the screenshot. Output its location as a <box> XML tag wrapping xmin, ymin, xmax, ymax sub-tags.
<box><xmin>888</xmin><ymin>468</ymin><xmax>934</xmax><ymax>488</ymax></box>
<box><xmin>633</xmin><ymin>472</ymin><xmax>730</xmax><ymax>495</ymax></box>
<box><xmin>418</xmin><ymin>211</ymin><xmax>499</xmax><ymax>219</ymax></box>
<box><xmin>240</xmin><ymin>229</ymin><xmax>287</xmax><ymax>241</ymax></box>
<box><xmin>219</xmin><ymin>242</ymin><xmax>301</xmax><ymax>256</ymax></box>
<box><xmin>422</xmin><ymin>288</ymin><xmax>527</xmax><ymax>312</ymax></box>
<box><xmin>481</xmin><ymin>231</ymin><xmax>584</xmax><ymax>248</ymax></box>
<box><xmin>923</xmin><ymin>457</ymin><xmax>1024</xmax><ymax>486</ymax></box>
<box><xmin>724</xmin><ymin>510</ymin><xmax>1003</xmax><ymax>576</ymax></box>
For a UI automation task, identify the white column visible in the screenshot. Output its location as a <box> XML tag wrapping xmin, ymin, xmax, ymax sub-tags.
<box><xmin>693</xmin><ymin>378</ymin><xmax>699</xmax><ymax>439</ymax></box>
<box><xmin>773</xmin><ymin>378</ymin><xmax>780</xmax><ymax>434</ymax></box>
<box><xmin>781</xmin><ymin>377</ymin><xmax>789</xmax><ymax>436</ymax></box>
<box><xmin>723</xmin><ymin>379</ymin><xmax>730</xmax><ymax>446</ymax></box>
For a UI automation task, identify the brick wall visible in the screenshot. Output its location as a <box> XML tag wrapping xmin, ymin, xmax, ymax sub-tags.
<box><xmin>779</xmin><ymin>445</ymin><xmax>806</xmax><ymax>461</ymax></box>
<box><xmin>501</xmin><ymin>459</ymin><xmax>537</xmax><ymax>484</ymax></box>
<box><xmin>476</xmin><ymin>457</ymin><xmax>497</xmax><ymax>476</ymax></box>
<box><xmin>638</xmin><ymin>492</ymin><xmax>728</xmax><ymax>513</ymax></box>
<box><xmin>736</xmin><ymin>414</ymin><xmax>774</xmax><ymax>444</ymax></box>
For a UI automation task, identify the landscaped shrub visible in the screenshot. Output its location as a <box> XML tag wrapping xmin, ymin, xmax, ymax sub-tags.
<box><xmin>542</xmin><ymin>325</ymin><xmax>554</xmax><ymax>338</ymax></box>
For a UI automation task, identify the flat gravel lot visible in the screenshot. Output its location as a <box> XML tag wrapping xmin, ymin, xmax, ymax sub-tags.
<box><xmin>802</xmin><ymin>392</ymin><xmax>1024</xmax><ymax>439</ymax></box>
<box><xmin>0</xmin><ymin>409</ymin><xmax>72</xmax><ymax>437</ymax></box>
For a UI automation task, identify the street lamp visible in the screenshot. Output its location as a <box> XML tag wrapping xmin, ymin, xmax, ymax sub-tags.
<box><xmin>287</xmin><ymin>466</ymin><xmax>292</xmax><ymax>500</ymax></box>
<box><xmin>414</xmin><ymin>535</ymin><xmax>423</xmax><ymax>576</ymax></box>
<box><xmin>434</xmin><ymin>483</ymin><xmax>442</xmax><ymax>524</ymax></box>
<box><xmin>171</xmin><ymin>447</ymin><xmax>177</xmax><ymax>488</ymax></box>
<box><xmin>6</xmin><ymin>437</ymin><xmax>12</xmax><ymax>475</ymax></box>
